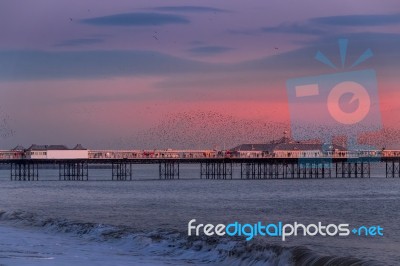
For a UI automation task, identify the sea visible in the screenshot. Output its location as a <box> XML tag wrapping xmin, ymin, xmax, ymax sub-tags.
<box><xmin>0</xmin><ymin>163</ymin><xmax>399</xmax><ymax>266</ymax></box>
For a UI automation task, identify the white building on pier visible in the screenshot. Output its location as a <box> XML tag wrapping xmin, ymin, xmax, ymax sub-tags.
<box><xmin>25</xmin><ymin>144</ymin><xmax>88</xmax><ymax>159</ymax></box>
<box><xmin>232</xmin><ymin>134</ymin><xmax>346</xmax><ymax>158</ymax></box>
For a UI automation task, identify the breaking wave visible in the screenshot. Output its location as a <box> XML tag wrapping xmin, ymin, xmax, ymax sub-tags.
<box><xmin>0</xmin><ymin>210</ymin><xmax>378</xmax><ymax>266</ymax></box>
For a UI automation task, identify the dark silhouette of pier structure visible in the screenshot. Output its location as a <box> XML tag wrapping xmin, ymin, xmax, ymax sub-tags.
<box><xmin>2</xmin><ymin>157</ymin><xmax>400</xmax><ymax>181</ymax></box>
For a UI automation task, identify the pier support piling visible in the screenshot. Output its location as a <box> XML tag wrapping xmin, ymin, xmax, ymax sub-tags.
<box><xmin>59</xmin><ymin>161</ymin><xmax>88</xmax><ymax>181</ymax></box>
<box><xmin>240</xmin><ymin>162</ymin><xmax>285</xmax><ymax>179</ymax></box>
<box><xmin>10</xmin><ymin>161</ymin><xmax>39</xmax><ymax>181</ymax></box>
<box><xmin>239</xmin><ymin>160</ymin><xmax>334</xmax><ymax>179</ymax></box>
<box><xmin>159</xmin><ymin>161</ymin><xmax>179</xmax><ymax>179</ymax></box>
<box><xmin>385</xmin><ymin>159</ymin><xmax>400</xmax><ymax>178</ymax></box>
<box><xmin>111</xmin><ymin>161</ymin><xmax>132</xmax><ymax>181</ymax></box>
<box><xmin>335</xmin><ymin>161</ymin><xmax>370</xmax><ymax>178</ymax></box>
<box><xmin>200</xmin><ymin>161</ymin><xmax>232</xmax><ymax>179</ymax></box>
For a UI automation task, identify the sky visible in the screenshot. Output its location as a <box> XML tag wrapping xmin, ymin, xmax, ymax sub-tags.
<box><xmin>0</xmin><ymin>0</ymin><xmax>399</xmax><ymax>149</ymax></box>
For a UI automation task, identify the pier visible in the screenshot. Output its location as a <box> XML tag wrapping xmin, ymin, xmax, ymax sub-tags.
<box><xmin>1</xmin><ymin>156</ymin><xmax>399</xmax><ymax>180</ymax></box>
<box><xmin>1</xmin><ymin>139</ymin><xmax>399</xmax><ymax>180</ymax></box>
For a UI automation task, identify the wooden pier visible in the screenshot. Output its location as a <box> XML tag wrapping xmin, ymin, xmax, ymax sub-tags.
<box><xmin>1</xmin><ymin>156</ymin><xmax>399</xmax><ymax>181</ymax></box>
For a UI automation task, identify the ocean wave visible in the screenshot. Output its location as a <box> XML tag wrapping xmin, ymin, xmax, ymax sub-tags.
<box><xmin>0</xmin><ymin>210</ymin><xmax>377</xmax><ymax>266</ymax></box>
